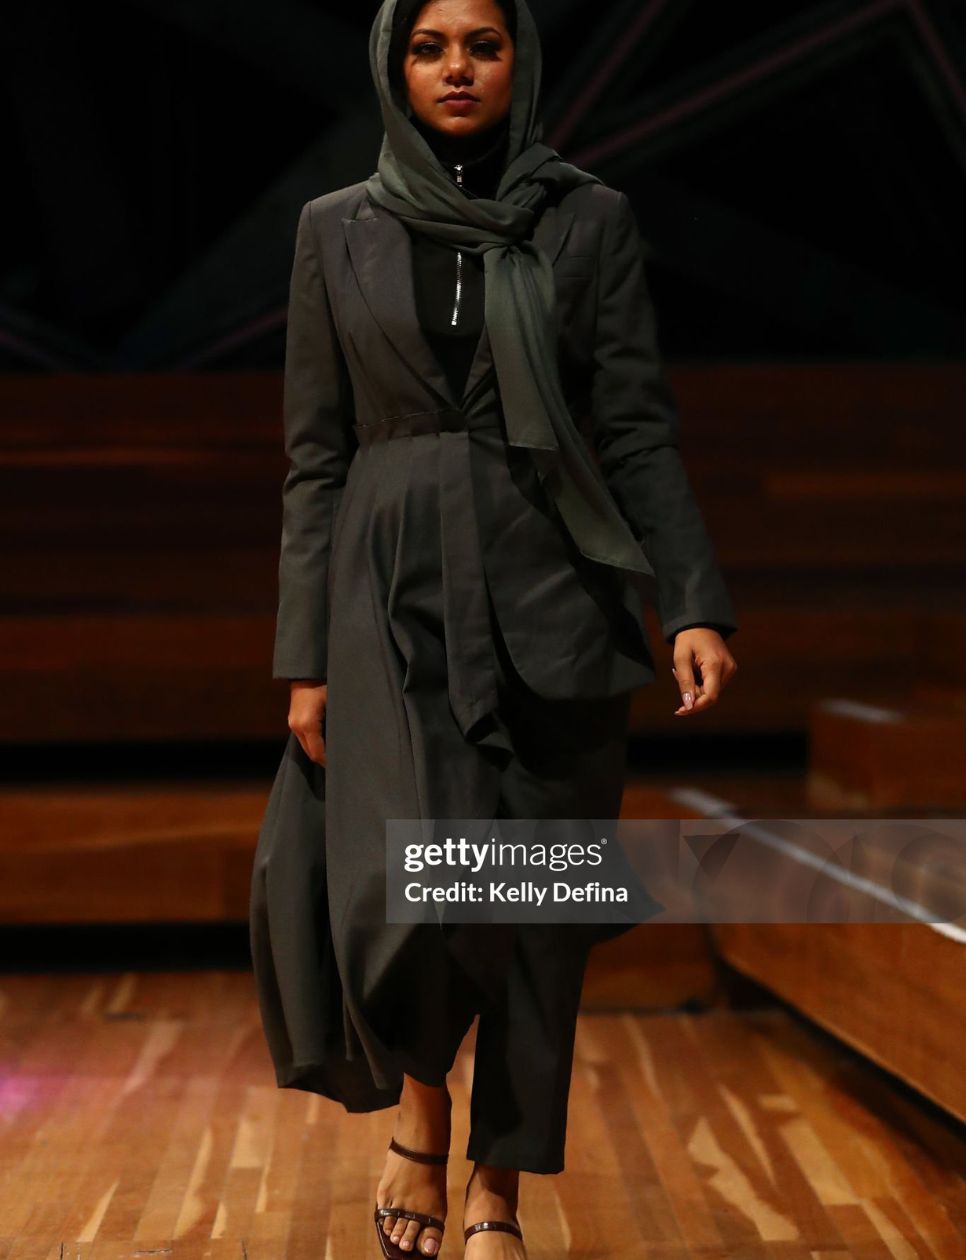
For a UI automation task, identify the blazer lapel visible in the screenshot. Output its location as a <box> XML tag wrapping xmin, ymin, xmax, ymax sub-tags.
<box><xmin>343</xmin><ymin>203</ymin><xmax>456</xmax><ymax>407</ymax></box>
<box><xmin>342</xmin><ymin>199</ymin><xmax>577</xmax><ymax>411</ymax></box>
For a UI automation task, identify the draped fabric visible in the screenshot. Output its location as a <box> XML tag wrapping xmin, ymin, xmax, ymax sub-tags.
<box><xmin>364</xmin><ymin>0</ymin><xmax>653</xmax><ymax>578</ymax></box>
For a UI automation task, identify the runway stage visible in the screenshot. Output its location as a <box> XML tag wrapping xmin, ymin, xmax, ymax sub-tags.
<box><xmin>0</xmin><ymin>966</ymin><xmax>962</xmax><ymax>1259</ymax></box>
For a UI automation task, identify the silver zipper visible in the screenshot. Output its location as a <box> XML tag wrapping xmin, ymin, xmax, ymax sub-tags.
<box><xmin>451</xmin><ymin>163</ymin><xmax>464</xmax><ymax>327</ymax></box>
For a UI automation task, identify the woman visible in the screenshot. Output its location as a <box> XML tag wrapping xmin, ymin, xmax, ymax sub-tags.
<box><xmin>249</xmin><ymin>0</ymin><xmax>738</xmax><ymax>1256</ymax></box>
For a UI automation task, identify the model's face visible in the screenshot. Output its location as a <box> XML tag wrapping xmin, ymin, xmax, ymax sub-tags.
<box><xmin>403</xmin><ymin>0</ymin><xmax>514</xmax><ymax>141</ymax></box>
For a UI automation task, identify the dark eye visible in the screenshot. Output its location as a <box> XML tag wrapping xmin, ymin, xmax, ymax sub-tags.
<box><xmin>412</xmin><ymin>41</ymin><xmax>441</xmax><ymax>57</ymax></box>
<box><xmin>471</xmin><ymin>40</ymin><xmax>500</xmax><ymax>57</ymax></box>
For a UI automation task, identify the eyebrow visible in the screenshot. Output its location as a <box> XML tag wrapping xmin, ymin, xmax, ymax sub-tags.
<box><xmin>410</xmin><ymin>26</ymin><xmax>502</xmax><ymax>39</ymax></box>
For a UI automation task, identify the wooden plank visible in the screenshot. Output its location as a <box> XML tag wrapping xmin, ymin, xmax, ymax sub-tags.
<box><xmin>2</xmin><ymin>971</ymin><xmax>963</xmax><ymax>1256</ymax></box>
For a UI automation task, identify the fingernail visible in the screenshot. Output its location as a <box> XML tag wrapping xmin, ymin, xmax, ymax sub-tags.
<box><xmin>684</xmin><ymin>692</ymin><xmax>693</xmax><ymax>709</ymax></box>
<box><xmin>424</xmin><ymin>1244</ymin><xmax>438</xmax><ymax>1256</ymax></box>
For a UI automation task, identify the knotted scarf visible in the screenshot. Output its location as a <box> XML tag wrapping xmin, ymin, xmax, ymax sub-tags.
<box><xmin>363</xmin><ymin>0</ymin><xmax>653</xmax><ymax>578</ymax></box>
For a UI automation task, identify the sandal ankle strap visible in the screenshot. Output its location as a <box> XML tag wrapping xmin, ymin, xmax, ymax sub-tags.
<box><xmin>464</xmin><ymin>1219</ymin><xmax>524</xmax><ymax>1242</ymax></box>
<box><xmin>388</xmin><ymin>1136</ymin><xmax>449</xmax><ymax>1165</ymax></box>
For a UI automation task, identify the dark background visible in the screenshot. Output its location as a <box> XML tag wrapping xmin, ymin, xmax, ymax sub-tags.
<box><xmin>5</xmin><ymin>0</ymin><xmax>966</xmax><ymax>372</ymax></box>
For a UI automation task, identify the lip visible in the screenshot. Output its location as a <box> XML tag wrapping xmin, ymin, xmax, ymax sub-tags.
<box><xmin>440</xmin><ymin>92</ymin><xmax>479</xmax><ymax>102</ymax></box>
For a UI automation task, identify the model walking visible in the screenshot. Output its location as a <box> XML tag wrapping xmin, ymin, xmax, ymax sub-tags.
<box><xmin>250</xmin><ymin>0</ymin><xmax>738</xmax><ymax>1255</ymax></box>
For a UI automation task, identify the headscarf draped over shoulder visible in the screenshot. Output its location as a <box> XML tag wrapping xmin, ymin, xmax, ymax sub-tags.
<box><xmin>365</xmin><ymin>0</ymin><xmax>654</xmax><ymax>578</ymax></box>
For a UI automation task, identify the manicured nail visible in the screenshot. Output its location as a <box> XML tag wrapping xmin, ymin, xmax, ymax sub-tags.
<box><xmin>424</xmin><ymin>1243</ymin><xmax>438</xmax><ymax>1256</ymax></box>
<box><xmin>683</xmin><ymin>691</ymin><xmax>693</xmax><ymax>709</ymax></box>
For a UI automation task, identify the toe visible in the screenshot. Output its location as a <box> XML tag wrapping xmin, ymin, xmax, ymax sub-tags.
<box><xmin>389</xmin><ymin>1218</ymin><xmax>406</xmax><ymax>1247</ymax></box>
<box><xmin>399</xmin><ymin>1219</ymin><xmax>422</xmax><ymax>1251</ymax></box>
<box><xmin>420</xmin><ymin>1227</ymin><xmax>443</xmax><ymax>1256</ymax></box>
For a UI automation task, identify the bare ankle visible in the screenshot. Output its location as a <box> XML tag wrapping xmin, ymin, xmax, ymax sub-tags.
<box><xmin>464</xmin><ymin>1162</ymin><xmax>520</xmax><ymax>1214</ymax></box>
<box><xmin>400</xmin><ymin>1075</ymin><xmax>452</xmax><ymax>1109</ymax></box>
<box><xmin>394</xmin><ymin>1076</ymin><xmax>452</xmax><ymax>1150</ymax></box>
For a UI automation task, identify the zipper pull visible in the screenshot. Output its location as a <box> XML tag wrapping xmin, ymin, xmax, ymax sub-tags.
<box><xmin>451</xmin><ymin>163</ymin><xmax>464</xmax><ymax>327</ymax></box>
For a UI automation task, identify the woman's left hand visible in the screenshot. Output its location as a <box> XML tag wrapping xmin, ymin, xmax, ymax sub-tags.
<box><xmin>671</xmin><ymin>628</ymin><xmax>738</xmax><ymax>716</ymax></box>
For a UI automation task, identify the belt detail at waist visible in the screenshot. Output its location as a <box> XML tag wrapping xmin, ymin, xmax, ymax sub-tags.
<box><xmin>352</xmin><ymin>408</ymin><xmax>502</xmax><ymax>445</ymax></box>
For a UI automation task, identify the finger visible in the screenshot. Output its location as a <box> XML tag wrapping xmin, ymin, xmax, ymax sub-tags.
<box><xmin>304</xmin><ymin>729</ymin><xmax>327</xmax><ymax>767</ymax></box>
<box><xmin>671</xmin><ymin>663</ymin><xmax>696</xmax><ymax>712</ymax></box>
<box><xmin>695</xmin><ymin>659</ymin><xmax>722</xmax><ymax>704</ymax></box>
<box><xmin>684</xmin><ymin>664</ymin><xmax>722</xmax><ymax>713</ymax></box>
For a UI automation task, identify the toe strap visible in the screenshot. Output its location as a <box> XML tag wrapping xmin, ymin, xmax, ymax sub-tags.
<box><xmin>375</xmin><ymin>1206</ymin><xmax>446</xmax><ymax>1231</ymax></box>
<box><xmin>464</xmin><ymin>1219</ymin><xmax>524</xmax><ymax>1242</ymax></box>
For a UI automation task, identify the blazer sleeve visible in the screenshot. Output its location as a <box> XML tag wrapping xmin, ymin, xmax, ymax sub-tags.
<box><xmin>589</xmin><ymin>190</ymin><xmax>738</xmax><ymax>644</ymax></box>
<box><xmin>271</xmin><ymin>199</ymin><xmax>357</xmax><ymax>682</ymax></box>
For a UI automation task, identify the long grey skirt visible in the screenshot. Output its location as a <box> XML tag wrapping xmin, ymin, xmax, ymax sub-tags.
<box><xmin>249</xmin><ymin>422</ymin><xmax>657</xmax><ymax>1113</ymax></box>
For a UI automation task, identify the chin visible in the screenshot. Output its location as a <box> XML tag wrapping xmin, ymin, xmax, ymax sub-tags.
<box><xmin>434</xmin><ymin>114</ymin><xmax>499</xmax><ymax>138</ymax></box>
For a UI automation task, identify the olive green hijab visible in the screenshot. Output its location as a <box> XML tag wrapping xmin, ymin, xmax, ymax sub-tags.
<box><xmin>365</xmin><ymin>0</ymin><xmax>652</xmax><ymax>578</ymax></box>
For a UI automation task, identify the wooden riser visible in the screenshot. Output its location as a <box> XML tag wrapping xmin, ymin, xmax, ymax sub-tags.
<box><xmin>808</xmin><ymin>697</ymin><xmax>966</xmax><ymax>809</ymax></box>
<box><xmin>583</xmin><ymin>783</ymin><xmax>717</xmax><ymax>1009</ymax></box>
<box><xmin>0</xmin><ymin>614</ymin><xmax>284</xmax><ymax>743</ymax></box>
<box><xmin>3</xmin><ymin>367</ymin><xmax>966</xmax><ymax>742</ymax></box>
<box><xmin>625</xmin><ymin>783</ymin><xmax>966</xmax><ymax>1127</ymax></box>
<box><xmin>4</xmin><ymin>607</ymin><xmax>965</xmax><ymax>743</ymax></box>
<box><xmin>0</xmin><ymin>778</ymin><xmax>719</xmax><ymax>1011</ymax></box>
<box><xmin>713</xmin><ymin>922</ymin><xmax>966</xmax><ymax>1125</ymax></box>
<box><xmin>0</xmin><ymin>784</ymin><xmax>263</xmax><ymax>923</ymax></box>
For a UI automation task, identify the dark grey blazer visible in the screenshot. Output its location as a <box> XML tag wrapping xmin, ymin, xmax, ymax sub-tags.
<box><xmin>271</xmin><ymin>178</ymin><xmax>737</xmax><ymax>698</ymax></box>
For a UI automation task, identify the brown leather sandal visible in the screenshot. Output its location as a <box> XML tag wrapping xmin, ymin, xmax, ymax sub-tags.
<box><xmin>463</xmin><ymin>1218</ymin><xmax>525</xmax><ymax>1248</ymax></box>
<box><xmin>374</xmin><ymin>1136</ymin><xmax>449</xmax><ymax>1259</ymax></box>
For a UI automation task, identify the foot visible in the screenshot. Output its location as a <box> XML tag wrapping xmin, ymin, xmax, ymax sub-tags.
<box><xmin>376</xmin><ymin>1077</ymin><xmax>452</xmax><ymax>1257</ymax></box>
<box><xmin>463</xmin><ymin>1164</ymin><xmax>526</xmax><ymax>1258</ymax></box>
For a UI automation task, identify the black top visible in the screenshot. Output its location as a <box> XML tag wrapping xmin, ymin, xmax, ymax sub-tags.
<box><xmin>406</xmin><ymin>119</ymin><xmax>509</xmax><ymax>402</ymax></box>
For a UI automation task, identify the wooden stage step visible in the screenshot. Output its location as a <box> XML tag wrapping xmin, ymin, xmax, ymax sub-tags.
<box><xmin>0</xmin><ymin>775</ymin><xmax>721</xmax><ymax>1013</ymax></box>
<box><xmin>652</xmin><ymin>777</ymin><xmax>966</xmax><ymax>1126</ymax></box>
<box><xmin>0</xmin><ymin>780</ymin><xmax>264</xmax><ymax>924</ymax></box>
<box><xmin>0</xmin><ymin>779</ymin><xmax>709</xmax><ymax>927</ymax></box>
<box><xmin>807</xmin><ymin>694</ymin><xmax>966</xmax><ymax>810</ymax></box>
<box><xmin>2</xmin><ymin>762</ymin><xmax>963</xmax><ymax>1126</ymax></box>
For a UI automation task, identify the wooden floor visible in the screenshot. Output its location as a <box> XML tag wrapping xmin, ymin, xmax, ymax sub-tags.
<box><xmin>0</xmin><ymin>971</ymin><xmax>963</xmax><ymax>1259</ymax></box>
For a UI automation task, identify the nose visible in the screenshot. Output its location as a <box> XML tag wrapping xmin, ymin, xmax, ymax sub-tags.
<box><xmin>444</xmin><ymin>49</ymin><xmax>473</xmax><ymax>84</ymax></box>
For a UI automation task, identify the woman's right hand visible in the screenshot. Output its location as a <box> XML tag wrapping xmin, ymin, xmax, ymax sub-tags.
<box><xmin>288</xmin><ymin>680</ymin><xmax>328</xmax><ymax>767</ymax></box>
